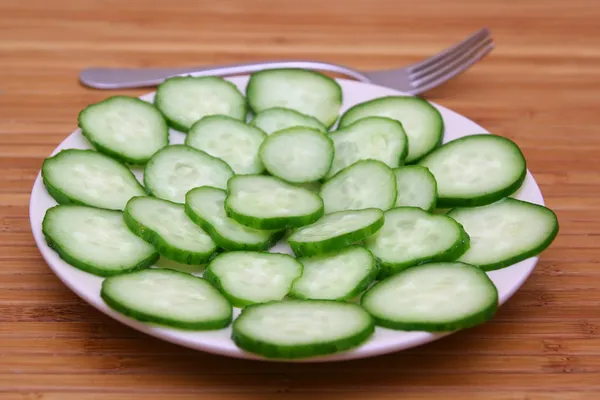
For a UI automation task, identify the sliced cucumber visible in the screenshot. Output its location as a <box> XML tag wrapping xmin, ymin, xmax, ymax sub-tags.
<box><xmin>232</xmin><ymin>300</ymin><xmax>374</xmax><ymax>359</ymax></box>
<box><xmin>124</xmin><ymin>196</ymin><xmax>217</xmax><ymax>264</ymax></box>
<box><xmin>143</xmin><ymin>144</ymin><xmax>233</xmax><ymax>204</ymax></box>
<box><xmin>288</xmin><ymin>208</ymin><xmax>384</xmax><ymax>257</ymax></box>
<box><xmin>320</xmin><ymin>160</ymin><xmax>397</xmax><ymax>214</ymax></box>
<box><xmin>361</xmin><ymin>262</ymin><xmax>498</xmax><ymax>331</ymax></box>
<box><xmin>246</xmin><ymin>68</ymin><xmax>342</xmax><ymax>127</ymax></box>
<box><xmin>203</xmin><ymin>251</ymin><xmax>302</xmax><ymax>307</ymax></box>
<box><xmin>154</xmin><ymin>76</ymin><xmax>246</xmax><ymax>132</ymax></box>
<box><xmin>185</xmin><ymin>186</ymin><xmax>282</xmax><ymax>251</ymax></box>
<box><xmin>394</xmin><ymin>166</ymin><xmax>437</xmax><ymax>211</ymax></box>
<box><xmin>42</xmin><ymin>205</ymin><xmax>158</xmax><ymax>277</ymax></box>
<box><xmin>259</xmin><ymin>127</ymin><xmax>334</xmax><ymax>183</ymax></box>
<box><xmin>447</xmin><ymin>198</ymin><xmax>559</xmax><ymax>271</ymax></box>
<box><xmin>78</xmin><ymin>96</ymin><xmax>168</xmax><ymax>165</ymax></box>
<box><xmin>185</xmin><ymin>115</ymin><xmax>266</xmax><ymax>175</ymax></box>
<box><xmin>101</xmin><ymin>268</ymin><xmax>232</xmax><ymax>330</ymax></box>
<box><xmin>417</xmin><ymin>134</ymin><xmax>527</xmax><ymax>207</ymax></box>
<box><xmin>290</xmin><ymin>246</ymin><xmax>377</xmax><ymax>301</ymax></box>
<box><xmin>365</xmin><ymin>207</ymin><xmax>470</xmax><ymax>279</ymax></box>
<box><xmin>225</xmin><ymin>175</ymin><xmax>324</xmax><ymax>230</ymax></box>
<box><xmin>326</xmin><ymin>116</ymin><xmax>408</xmax><ymax>179</ymax></box>
<box><xmin>339</xmin><ymin>96</ymin><xmax>443</xmax><ymax>162</ymax></box>
<box><xmin>41</xmin><ymin>149</ymin><xmax>145</xmax><ymax>211</ymax></box>
<box><xmin>250</xmin><ymin>107</ymin><xmax>327</xmax><ymax>135</ymax></box>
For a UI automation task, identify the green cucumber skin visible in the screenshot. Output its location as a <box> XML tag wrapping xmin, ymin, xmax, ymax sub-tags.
<box><xmin>123</xmin><ymin>197</ymin><xmax>216</xmax><ymax>265</ymax></box>
<box><xmin>289</xmin><ymin>246</ymin><xmax>379</xmax><ymax>301</ymax></box>
<box><xmin>361</xmin><ymin>263</ymin><xmax>499</xmax><ymax>332</ymax></box>
<box><xmin>447</xmin><ymin>201</ymin><xmax>560</xmax><ymax>271</ymax></box>
<box><xmin>41</xmin><ymin>149</ymin><xmax>146</xmax><ymax>211</ymax></box>
<box><xmin>231</xmin><ymin>300</ymin><xmax>375</xmax><ymax>359</ymax></box>
<box><xmin>203</xmin><ymin>253</ymin><xmax>303</xmax><ymax>308</ymax></box>
<box><xmin>417</xmin><ymin>135</ymin><xmax>527</xmax><ymax>208</ymax></box>
<box><xmin>78</xmin><ymin>96</ymin><xmax>169</xmax><ymax>165</ymax></box>
<box><xmin>184</xmin><ymin>200</ymin><xmax>284</xmax><ymax>252</ymax></box>
<box><xmin>338</xmin><ymin>96</ymin><xmax>444</xmax><ymax>163</ymax></box>
<box><xmin>154</xmin><ymin>76</ymin><xmax>247</xmax><ymax>132</ymax></box>
<box><xmin>374</xmin><ymin>207</ymin><xmax>471</xmax><ymax>280</ymax></box>
<box><xmin>288</xmin><ymin>211</ymin><xmax>385</xmax><ymax>257</ymax></box>
<box><xmin>246</xmin><ymin>68</ymin><xmax>343</xmax><ymax>128</ymax></box>
<box><xmin>101</xmin><ymin>268</ymin><xmax>233</xmax><ymax>330</ymax></box>
<box><xmin>42</xmin><ymin>205</ymin><xmax>159</xmax><ymax>277</ymax></box>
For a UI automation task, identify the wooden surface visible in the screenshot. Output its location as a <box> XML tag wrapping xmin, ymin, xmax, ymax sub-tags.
<box><xmin>1</xmin><ymin>0</ymin><xmax>599</xmax><ymax>398</ymax></box>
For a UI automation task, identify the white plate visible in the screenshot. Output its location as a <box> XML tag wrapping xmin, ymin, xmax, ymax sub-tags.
<box><xmin>29</xmin><ymin>75</ymin><xmax>544</xmax><ymax>362</ymax></box>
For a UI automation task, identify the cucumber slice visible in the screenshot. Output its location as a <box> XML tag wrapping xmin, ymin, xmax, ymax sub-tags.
<box><xmin>320</xmin><ymin>160</ymin><xmax>397</xmax><ymax>214</ymax></box>
<box><xmin>144</xmin><ymin>144</ymin><xmax>234</xmax><ymax>204</ymax></box>
<box><xmin>154</xmin><ymin>76</ymin><xmax>246</xmax><ymax>132</ymax></box>
<box><xmin>288</xmin><ymin>208</ymin><xmax>384</xmax><ymax>257</ymax></box>
<box><xmin>250</xmin><ymin>107</ymin><xmax>327</xmax><ymax>135</ymax></box>
<box><xmin>225</xmin><ymin>175</ymin><xmax>324</xmax><ymax>230</ymax></box>
<box><xmin>365</xmin><ymin>207</ymin><xmax>470</xmax><ymax>279</ymax></box>
<box><xmin>326</xmin><ymin>116</ymin><xmax>408</xmax><ymax>179</ymax></box>
<box><xmin>185</xmin><ymin>115</ymin><xmax>266</xmax><ymax>175</ymax></box>
<box><xmin>232</xmin><ymin>300</ymin><xmax>374</xmax><ymax>359</ymax></box>
<box><xmin>185</xmin><ymin>187</ymin><xmax>282</xmax><ymax>251</ymax></box>
<box><xmin>124</xmin><ymin>196</ymin><xmax>217</xmax><ymax>264</ymax></box>
<box><xmin>394</xmin><ymin>166</ymin><xmax>437</xmax><ymax>211</ymax></box>
<box><xmin>339</xmin><ymin>96</ymin><xmax>444</xmax><ymax>162</ymax></box>
<box><xmin>246</xmin><ymin>68</ymin><xmax>342</xmax><ymax>127</ymax></box>
<box><xmin>42</xmin><ymin>205</ymin><xmax>158</xmax><ymax>277</ymax></box>
<box><xmin>361</xmin><ymin>262</ymin><xmax>498</xmax><ymax>331</ymax></box>
<box><xmin>203</xmin><ymin>251</ymin><xmax>302</xmax><ymax>307</ymax></box>
<box><xmin>417</xmin><ymin>134</ymin><xmax>527</xmax><ymax>207</ymax></box>
<box><xmin>259</xmin><ymin>127</ymin><xmax>334</xmax><ymax>183</ymax></box>
<box><xmin>447</xmin><ymin>198</ymin><xmax>559</xmax><ymax>271</ymax></box>
<box><xmin>289</xmin><ymin>246</ymin><xmax>377</xmax><ymax>301</ymax></box>
<box><xmin>41</xmin><ymin>149</ymin><xmax>145</xmax><ymax>211</ymax></box>
<box><xmin>101</xmin><ymin>268</ymin><xmax>232</xmax><ymax>330</ymax></box>
<box><xmin>78</xmin><ymin>96</ymin><xmax>168</xmax><ymax>165</ymax></box>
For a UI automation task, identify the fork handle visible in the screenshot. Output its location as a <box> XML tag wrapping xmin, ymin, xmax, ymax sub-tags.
<box><xmin>79</xmin><ymin>60</ymin><xmax>372</xmax><ymax>89</ymax></box>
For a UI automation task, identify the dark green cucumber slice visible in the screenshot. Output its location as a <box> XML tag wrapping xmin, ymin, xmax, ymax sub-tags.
<box><xmin>288</xmin><ymin>208</ymin><xmax>384</xmax><ymax>257</ymax></box>
<box><xmin>232</xmin><ymin>300</ymin><xmax>374</xmax><ymax>359</ymax></box>
<box><xmin>203</xmin><ymin>251</ymin><xmax>302</xmax><ymax>307</ymax></box>
<box><xmin>259</xmin><ymin>126</ymin><xmax>334</xmax><ymax>183</ymax></box>
<box><xmin>185</xmin><ymin>186</ymin><xmax>282</xmax><ymax>251</ymax></box>
<box><xmin>320</xmin><ymin>160</ymin><xmax>397</xmax><ymax>214</ymax></box>
<box><xmin>124</xmin><ymin>196</ymin><xmax>217</xmax><ymax>265</ymax></box>
<box><xmin>326</xmin><ymin>116</ymin><xmax>408</xmax><ymax>179</ymax></box>
<box><xmin>394</xmin><ymin>165</ymin><xmax>438</xmax><ymax>211</ymax></box>
<box><xmin>225</xmin><ymin>175</ymin><xmax>324</xmax><ymax>230</ymax></box>
<box><xmin>250</xmin><ymin>107</ymin><xmax>327</xmax><ymax>135</ymax></box>
<box><xmin>289</xmin><ymin>246</ymin><xmax>378</xmax><ymax>301</ymax></box>
<box><xmin>143</xmin><ymin>144</ymin><xmax>234</xmax><ymax>204</ymax></box>
<box><xmin>41</xmin><ymin>149</ymin><xmax>146</xmax><ymax>211</ymax></box>
<box><xmin>42</xmin><ymin>205</ymin><xmax>158</xmax><ymax>277</ymax></box>
<box><xmin>154</xmin><ymin>75</ymin><xmax>246</xmax><ymax>132</ymax></box>
<box><xmin>101</xmin><ymin>268</ymin><xmax>232</xmax><ymax>330</ymax></box>
<box><xmin>246</xmin><ymin>68</ymin><xmax>342</xmax><ymax>127</ymax></box>
<box><xmin>365</xmin><ymin>207</ymin><xmax>470</xmax><ymax>279</ymax></box>
<box><xmin>78</xmin><ymin>96</ymin><xmax>168</xmax><ymax>165</ymax></box>
<box><xmin>185</xmin><ymin>115</ymin><xmax>266</xmax><ymax>175</ymax></box>
<box><xmin>361</xmin><ymin>262</ymin><xmax>498</xmax><ymax>331</ymax></box>
<box><xmin>417</xmin><ymin>134</ymin><xmax>527</xmax><ymax>207</ymax></box>
<box><xmin>447</xmin><ymin>198</ymin><xmax>559</xmax><ymax>271</ymax></box>
<box><xmin>339</xmin><ymin>96</ymin><xmax>444</xmax><ymax>163</ymax></box>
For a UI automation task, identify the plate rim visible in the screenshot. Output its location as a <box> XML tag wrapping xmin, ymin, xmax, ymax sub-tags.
<box><xmin>29</xmin><ymin>75</ymin><xmax>544</xmax><ymax>363</ymax></box>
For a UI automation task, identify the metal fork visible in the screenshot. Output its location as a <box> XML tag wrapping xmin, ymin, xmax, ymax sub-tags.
<box><xmin>79</xmin><ymin>28</ymin><xmax>494</xmax><ymax>94</ymax></box>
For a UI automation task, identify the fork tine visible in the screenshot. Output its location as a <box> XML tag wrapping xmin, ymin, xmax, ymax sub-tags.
<box><xmin>411</xmin><ymin>39</ymin><xmax>494</xmax><ymax>93</ymax></box>
<box><xmin>409</xmin><ymin>28</ymin><xmax>491</xmax><ymax>74</ymax></box>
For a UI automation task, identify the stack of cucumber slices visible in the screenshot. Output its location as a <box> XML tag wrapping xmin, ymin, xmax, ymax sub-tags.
<box><xmin>39</xmin><ymin>68</ymin><xmax>559</xmax><ymax>360</ymax></box>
